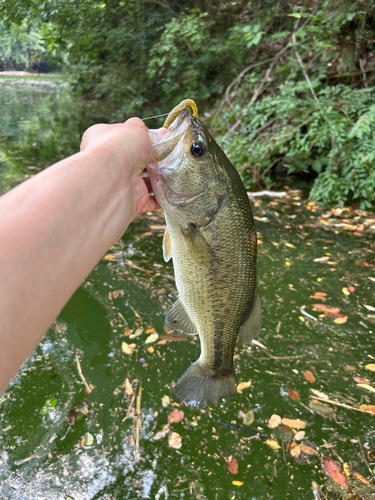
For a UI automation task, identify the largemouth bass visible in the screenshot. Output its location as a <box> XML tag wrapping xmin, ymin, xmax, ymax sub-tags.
<box><xmin>147</xmin><ymin>99</ymin><xmax>261</xmax><ymax>406</ymax></box>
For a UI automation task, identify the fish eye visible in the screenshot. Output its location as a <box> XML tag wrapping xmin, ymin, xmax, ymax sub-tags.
<box><xmin>191</xmin><ymin>142</ymin><xmax>206</xmax><ymax>158</ymax></box>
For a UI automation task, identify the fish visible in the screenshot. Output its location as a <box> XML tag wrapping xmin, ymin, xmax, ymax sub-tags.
<box><xmin>147</xmin><ymin>99</ymin><xmax>261</xmax><ymax>406</ymax></box>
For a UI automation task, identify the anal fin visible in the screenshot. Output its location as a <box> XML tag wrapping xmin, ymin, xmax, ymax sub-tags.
<box><xmin>166</xmin><ymin>297</ymin><xmax>197</xmax><ymax>336</ymax></box>
<box><xmin>238</xmin><ymin>287</ymin><xmax>262</xmax><ymax>344</ymax></box>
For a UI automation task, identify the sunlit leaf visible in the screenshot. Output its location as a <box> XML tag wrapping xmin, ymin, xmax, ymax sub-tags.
<box><xmin>152</xmin><ymin>424</ymin><xmax>169</xmax><ymax>440</ymax></box>
<box><xmin>294</xmin><ymin>431</ymin><xmax>305</xmax><ymax>441</ymax></box>
<box><xmin>237</xmin><ymin>380</ymin><xmax>252</xmax><ymax>391</ymax></box>
<box><xmin>310</xmin><ymin>389</ymin><xmax>329</xmax><ymax>399</ymax></box>
<box><xmin>168</xmin><ymin>431</ymin><xmax>182</xmax><ymax>449</ymax></box>
<box><xmin>300</xmin><ymin>444</ymin><xmax>316</xmax><ymax>455</ymax></box>
<box><xmin>124</xmin><ymin>378</ymin><xmax>133</xmax><ymax>396</ymax></box>
<box><xmin>311</xmin><ymin>292</ymin><xmax>327</xmax><ymax>299</ymax></box>
<box><xmin>352</xmin><ymin>471</ymin><xmax>369</xmax><ymax>485</ymax></box>
<box><xmin>281</xmin><ymin>418</ymin><xmax>306</xmax><ymax>429</ymax></box>
<box><xmin>288</xmin><ymin>388</ymin><xmax>300</xmax><ymax>400</ymax></box>
<box><xmin>83</xmin><ymin>432</ymin><xmax>94</xmax><ymax>447</ymax></box>
<box><xmin>161</xmin><ymin>395</ymin><xmax>170</xmax><ymax>407</ymax></box>
<box><xmin>243</xmin><ymin>410</ymin><xmax>254</xmax><ymax>426</ymax></box>
<box><xmin>289</xmin><ymin>442</ymin><xmax>301</xmax><ymax>457</ymax></box>
<box><xmin>358</xmin><ymin>404</ymin><xmax>375</xmax><ymax>415</ymax></box>
<box><xmin>121</xmin><ymin>342</ymin><xmax>134</xmax><ymax>355</ymax></box>
<box><xmin>322</xmin><ymin>456</ymin><xmax>351</xmax><ymax>491</ymax></box>
<box><xmin>145</xmin><ymin>332</ymin><xmax>159</xmax><ymax>344</ymax></box>
<box><xmin>267</xmin><ymin>414</ymin><xmax>281</xmax><ymax>428</ymax></box>
<box><xmin>232</xmin><ymin>481</ymin><xmax>243</xmax><ymax>486</ymax></box>
<box><xmin>357</xmin><ymin>383</ymin><xmax>375</xmax><ymax>393</ymax></box>
<box><xmin>266</xmin><ymin>439</ymin><xmax>281</xmax><ymax>450</ymax></box>
<box><xmin>333</xmin><ymin>315</ymin><xmax>348</xmax><ymax>324</ymax></box>
<box><xmin>365</xmin><ymin>363</ymin><xmax>375</xmax><ymax>371</ymax></box>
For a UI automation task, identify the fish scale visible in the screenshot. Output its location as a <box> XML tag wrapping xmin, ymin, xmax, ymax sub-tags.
<box><xmin>147</xmin><ymin>100</ymin><xmax>261</xmax><ymax>405</ymax></box>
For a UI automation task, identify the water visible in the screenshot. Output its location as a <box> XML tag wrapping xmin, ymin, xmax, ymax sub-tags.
<box><xmin>0</xmin><ymin>76</ymin><xmax>375</xmax><ymax>499</ymax></box>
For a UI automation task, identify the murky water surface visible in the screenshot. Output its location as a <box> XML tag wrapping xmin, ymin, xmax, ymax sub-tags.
<box><xmin>0</xmin><ymin>77</ymin><xmax>375</xmax><ymax>499</ymax></box>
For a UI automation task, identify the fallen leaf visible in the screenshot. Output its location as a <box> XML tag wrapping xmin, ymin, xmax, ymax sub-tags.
<box><xmin>145</xmin><ymin>328</ymin><xmax>155</xmax><ymax>333</ymax></box>
<box><xmin>348</xmin><ymin>286</ymin><xmax>355</xmax><ymax>293</ymax></box>
<box><xmin>334</xmin><ymin>315</ymin><xmax>348</xmax><ymax>324</ymax></box>
<box><xmin>102</xmin><ymin>254</ymin><xmax>116</xmax><ymax>260</ymax></box>
<box><xmin>83</xmin><ymin>432</ymin><xmax>94</xmax><ymax>447</ymax></box>
<box><xmin>161</xmin><ymin>395</ymin><xmax>170</xmax><ymax>407</ymax></box>
<box><xmin>169</xmin><ymin>409</ymin><xmax>184</xmax><ymax>424</ymax></box>
<box><xmin>343</xmin><ymin>463</ymin><xmax>350</xmax><ymax>477</ymax></box>
<box><xmin>237</xmin><ymin>380</ymin><xmax>252</xmax><ymax>391</ymax></box>
<box><xmin>147</xmin><ymin>346</ymin><xmax>154</xmax><ymax>353</ymax></box>
<box><xmin>267</xmin><ymin>414</ymin><xmax>281</xmax><ymax>428</ymax></box>
<box><xmin>111</xmin><ymin>290</ymin><xmax>121</xmax><ymax>299</ymax></box>
<box><xmin>285</xmin><ymin>243</ymin><xmax>296</xmax><ymax>248</ymax></box>
<box><xmin>168</xmin><ymin>431</ymin><xmax>182</xmax><ymax>449</ymax></box>
<box><xmin>310</xmin><ymin>389</ymin><xmax>329</xmax><ymax>399</ymax></box>
<box><xmin>134</xmin><ymin>328</ymin><xmax>144</xmax><ymax>337</ymax></box>
<box><xmin>342</xmin><ymin>288</ymin><xmax>350</xmax><ymax>296</ymax></box>
<box><xmin>232</xmin><ymin>481</ymin><xmax>243</xmax><ymax>486</ymax></box>
<box><xmin>354</xmin><ymin>376</ymin><xmax>370</xmax><ymax>385</ymax></box>
<box><xmin>357</xmin><ymin>383</ymin><xmax>375</xmax><ymax>393</ymax></box>
<box><xmin>281</xmin><ymin>418</ymin><xmax>306</xmax><ymax>429</ymax></box>
<box><xmin>345</xmin><ymin>365</ymin><xmax>356</xmax><ymax>371</ymax></box>
<box><xmin>225</xmin><ymin>455</ymin><xmax>238</xmax><ymax>474</ymax></box>
<box><xmin>358</xmin><ymin>404</ymin><xmax>375</xmax><ymax>415</ymax></box>
<box><xmin>300</xmin><ymin>444</ymin><xmax>316</xmax><ymax>455</ymax></box>
<box><xmin>121</xmin><ymin>342</ymin><xmax>134</xmax><ymax>355</ymax></box>
<box><xmin>313</xmin><ymin>257</ymin><xmax>329</xmax><ymax>262</ymax></box>
<box><xmin>266</xmin><ymin>439</ymin><xmax>281</xmax><ymax>450</ymax></box>
<box><xmin>352</xmin><ymin>471</ymin><xmax>369</xmax><ymax>485</ymax></box>
<box><xmin>145</xmin><ymin>332</ymin><xmax>159</xmax><ymax>344</ymax></box>
<box><xmin>152</xmin><ymin>424</ymin><xmax>169</xmax><ymax>440</ymax></box>
<box><xmin>311</xmin><ymin>292</ymin><xmax>327</xmax><ymax>299</ymax></box>
<box><xmin>124</xmin><ymin>378</ymin><xmax>133</xmax><ymax>396</ymax></box>
<box><xmin>303</xmin><ymin>370</ymin><xmax>316</xmax><ymax>383</ymax></box>
<box><xmin>243</xmin><ymin>410</ymin><xmax>254</xmax><ymax>426</ymax></box>
<box><xmin>289</xmin><ymin>442</ymin><xmax>301</xmax><ymax>457</ymax></box>
<box><xmin>309</xmin><ymin>400</ymin><xmax>335</xmax><ymax>417</ymax></box>
<box><xmin>294</xmin><ymin>431</ymin><xmax>305</xmax><ymax>441</ymax></box>
<box><xmin>312</xmin><ymin>304</ymin><xmax>340</xmax><ymax>316</ymax></box>
<box><xmin>288</xmin><ymin>388</ymin><xmax>300</xmax><ymax>400</ymax></box>
<box><xmin>124</xmin><ymin>329</ymin><xmax>133</xmax><ymax>337</ymax></box>
<box><xmin>364</xmin><ymin>304</ymin><xmax>375</xmax><ymax>312</ymax></box>
<box><xmin>322</xmin><ymin>456</ymin><xmax>351</xmax><ymax>492</ymax></box>
<box><xmin>365</xmin><ymin>363</ymin><xmax>375</xmax><ymax>372</ymax></box>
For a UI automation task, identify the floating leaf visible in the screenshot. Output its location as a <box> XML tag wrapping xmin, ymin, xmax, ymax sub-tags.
<box><xmin>334</xmin><ymin>315</ymin><xmax>348</xmax><ymax>324</ymax></box>
<box><xmin>313</xmin><ymin>257</ymin><xmax>329</xmax><ymax>262</ymax></box>
<box><xmin>145</xmin><ymin>332</ymin><xmax>159</xmax><ymax>344</ymax></box>
<box><xmin>134</xmin><ymin>328</ymin><xmax>144</xmax><ymax>337</ymax></box>
<box><xmin>267</xmin><ymin>414</ymin><xmax>281</xmax><ymax>428</ymax></box>
<box><xmin>266</xmin><ymin>439</ymin><xmax>281</xmax><ymax>450</ymax></box>
<box><xmin>121</xmin><ymin>342</ymin><xmax>135</xmax><ymax>355</ymax></box>
<box><xmin>342</xmin><ymin>288</ymin><xmax>350</xmax><ymax>296</ymax></box>
<box><xmin>169</xmin><ymin>410</ymin><xmax>184</xmax><ymax>423</ymax></box>
<box><xmin>312</xmin><ymin>304</ymin><xmax>340</xmax><ymax>315</ymax></box>
<box><xmin>288</xmin><ymin>389</ymin><xmax>300</xmax><ymax>400</ymax></box>
<box><xmin>237</xmin><ymin>380</ymin><xmax>252</xmax><ymax>392</ymax></box>
<box><xmin>364</xmin><ymin>304</ymin><xmax>375</xmax><ymax>311</ymax></box>
<box><xmin>124</xmin><ymin>329</ymin><xmax>134</xmax><ymax>337</ymax></box>
<box><xmin>357</xmin><ymin>383</ymin><xmax>375</xmax><ymax>393</ymax></box>
<box><xmin>322</xmin><ymin>456</ymin><xmax>351</xmax><ymax>492</ymax></box>
<box><xmin>365</xmin><ymin>363</ymin><xmax>375</xmax><ymax>372</ymax></box>
<box><xmin>352</xmin><ymin>471</ymin><xmax>369</xmax><ymax>485</ymax></box>
<box><xmin>225</xmin><ymin>455</ymin><xmax>238</xmax><ymax>475</ymax></box>
<box><xmin>348</xmin><ymin>286</ymin><xmax>355</xmax><ymax>292</ymax></box>
<box><xmin>168</xmin><ymin>431</ymin><xmax>182</xmax><ymax>449</ymax></box>
<box><xmin>281</xmin><ymin>418</ymin><xmax>306</xmax><ymax>429</ymax></box>
<box><xmin>243</xmin><ymin>410</ymin><xmax>254</xmax><ymax>426</ymax></box>
<box><xmin>300</xmin><ymin>444</ymin><xmax>316</xmax><ymax>455</ymax></box>
<box><xmin>310</xmin><ymin>389</ymin><xmax>329</xmax><ymax>399</ymax></box>
<box><xmin>285</xmin><ymin>243</ymin><xmax>296</xmax><ymax>248</ymax></box>
<box><xmin>309</xmin><ymin>400</ymin><xmax>334</xmax><ymax>417</ymax></box>
<box><xmin>232</xmin><ymin>481</ymin><xmax>243</xmax><ymax>486</ymax></box>
<box><xmin>83</xmin><ymin>432</ymin><xmax>94</xmax><ymax>447</ymax></box>
<box><xmin>161</xmin><ymin>395</ymin><xmax>170</xmax><ymax>407</ymax></box>
<box><xmin>289</xmin><ymin>442</ymin><xmax>301</xmax><ymax>457</ymax></box>
<box><xmin>311</xmin><ymin>292</ymin><xmax>327</xmax><ymax>299</ymax></box>
<box><xmin>152</xmin><ymin>424</ymin><xmax>169</xmax><ymax>440</ymax></box>
<box><xmin>303</xmin><ymin>370</ymin><xmax>316</xmax><ymax>383</ymax></box>
<box><xmin>147</xmin><ymin>346</ymin><xmax>154</xmax><ymax>353</ymax></box>
<box><xmin>354</xmin><ymin>376</ymin><xmax>370</xmax><ymax>385</ymax></box>
<box><xmin>294</xmin><ymin>431</ymin><xmax>305</xmax><ymax>441</ymax></box>
<box><xmin>145</xmin><ymin>328</ymin><xmax>155</xmax><ymax>333</ymax></box>
<box><xmin>124</xmin><ymin>378</ymin><xmax>133</xmax><ymax>396</ymax></box>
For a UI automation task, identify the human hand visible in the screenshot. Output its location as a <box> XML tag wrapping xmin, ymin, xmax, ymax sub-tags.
<box><xmin>80</xmin><ymin>118</ymin><xmax>160</xmax><ymax>220</ymax></box>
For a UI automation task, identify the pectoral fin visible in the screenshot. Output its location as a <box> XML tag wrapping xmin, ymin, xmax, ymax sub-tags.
<box><xmin>181</xmin><ymin>224</ymin><xmax>216</xmax><ymax>269</ymax></box>
<box><xmin>166</xmin><ymin>297</ymin><xmax>197</xmax><ymax>336</ymax></box>
<box><xmin>238</xmin><ymin>287</ymin><xmax>262</xmax><ymax>344</ymax></box>
<box><xmin>163</xmin><ymin>226</ymin><xmax>172</xmax><ymax>262</ymax></box>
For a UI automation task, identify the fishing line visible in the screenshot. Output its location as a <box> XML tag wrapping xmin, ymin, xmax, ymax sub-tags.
<box><xmin>142</xmin><ymin>112</ymin><xmax>169</xmax><ymax>121</ymax></box>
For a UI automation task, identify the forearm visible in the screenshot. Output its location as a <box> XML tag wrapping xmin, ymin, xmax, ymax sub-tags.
<box><xmin>0</xmin><ymin>146</ymin><xmax>137</xmax><ymax>393</ymax></box>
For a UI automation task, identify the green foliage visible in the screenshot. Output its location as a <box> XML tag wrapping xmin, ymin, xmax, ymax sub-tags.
<box><xmin>1</xmin><ymin>0</ymin><xmax>375</xmax><ymax>207</ymax></box>
<box><xmin>0</xmin><ymin>20</ymin><xmax>46</xmax><ymax>70</ymax></box>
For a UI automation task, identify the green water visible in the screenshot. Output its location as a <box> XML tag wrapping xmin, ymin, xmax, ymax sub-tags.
<box><xmin>0</xmin><ymin>77</ymin><xmax>375</xmax><ymax>500</ymax></box>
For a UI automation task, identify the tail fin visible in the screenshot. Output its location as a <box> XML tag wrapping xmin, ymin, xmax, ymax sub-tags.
<box><xmin>173</xmin><ymin>360</ymin><xmax>236</xmax><ymax>406</ymax></box>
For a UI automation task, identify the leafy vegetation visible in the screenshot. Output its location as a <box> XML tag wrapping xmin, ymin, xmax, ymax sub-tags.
<box><xmin>1</xmin><ymin>0</ymin><xmax>375</xmax><ymax>207</ymax></box>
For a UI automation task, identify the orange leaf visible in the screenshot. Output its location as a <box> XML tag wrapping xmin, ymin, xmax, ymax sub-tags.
<box><xmin>289</xmin><ymin>441</ymin><xmax>301</xmax><ymax>457</ymax></box>
<box><xmin>237</xmin><ymin>380</ymin><xmax>252</xmax><ymax>392</ymax></box>
<box><xmin>225</xmin><ymin>455</ymin><xmax>238</xmax><ymax>475</ymax></box>
<box><xmin>354</xmin><ymin>377</ymin><xmax>370</xmax><ymax>385</ymax></box>
<box><xmin>267</xmin><ymin>414</ymin><xmax>281</xmax><ymax>428</ymax></box>
<box><xmin>152</xmin><ymin>424</ymin><xmax>169</xmax><ymax>440</ymax></box>
<box><xmin>300</xmin><ymin>444</ymin><xmax>316</xmax><ymax>455</ymax></box>
<box><xmin>358</xmin><ymin>404</ymin><xmax>375</xmax><ymax>415</ymax></box>
<box><xmin>352</xmin><ymin>471</ymin><xmax>369</xmax><ymax>485</ymax></box>
<box><xmin>334</xmin><ymin>315</ymin><xmax>348</xmax><ymax>324</ymax></box>
<box><xmin>288</xmin><ymin>388</ymin><xmax>300</xmax><ymax>400</ymax></box>
<box><xmin>311</xmin><ymin>292</ymin><xmax>327</xmax><ymax>299</ymax></box>
<box><xmin>280</xmin><ymin>418</ymin><xmax>306</xmax><ymax>429</ymax></box>
<box><xmin>169</xmin><ymin>409</ymin><xmax>184</xmax><ymax>424</ymax></box>
<box><xmin>312</xmin><ymin>304</ymin><xmax>340</xmax><ymax>315</ymax></box>
<box><xmin>322</xmin><ymin>456</ymin><xmax>351</xmax><ymax>492</ymax></box>
<box><xmin>303</xmin><ymin>370</ymin><xmax>316</xmax><ymax>383</ymax></box>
